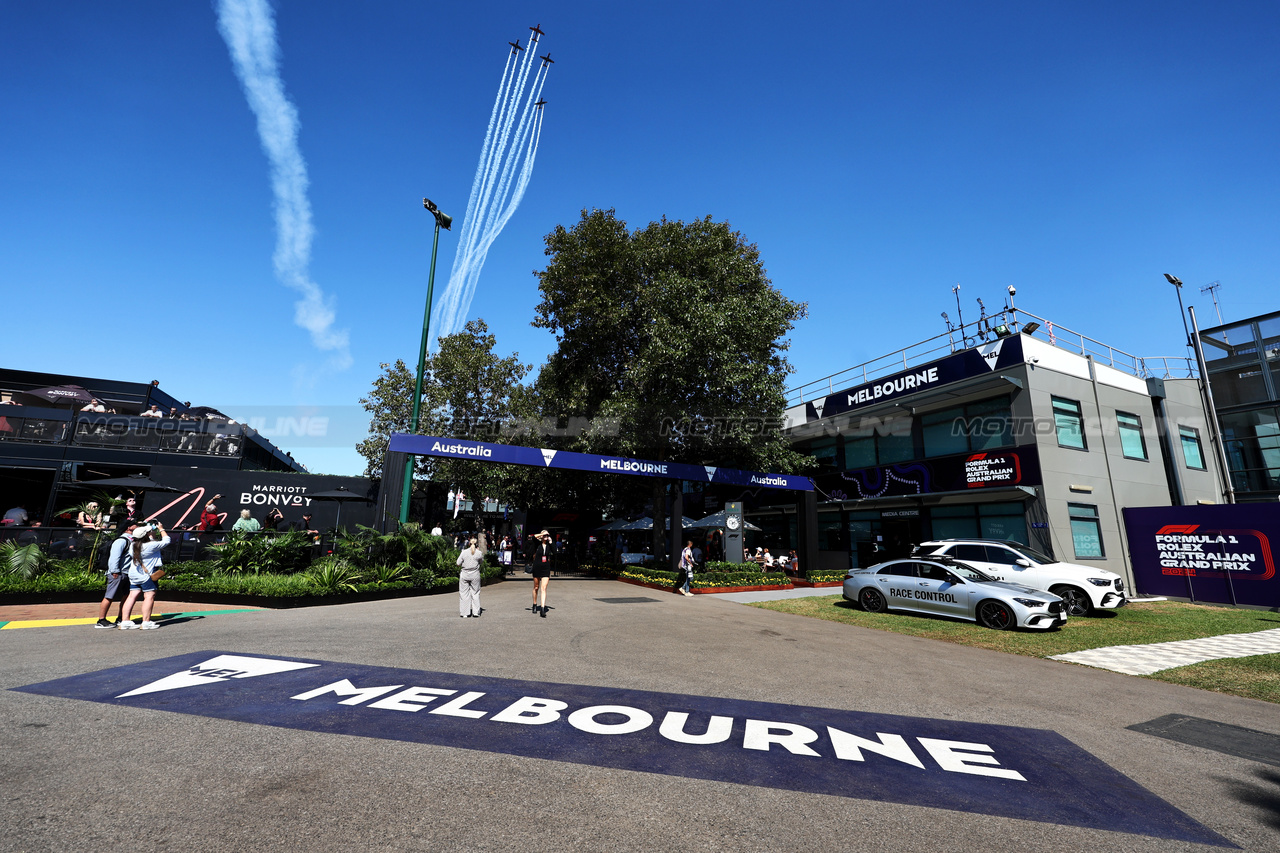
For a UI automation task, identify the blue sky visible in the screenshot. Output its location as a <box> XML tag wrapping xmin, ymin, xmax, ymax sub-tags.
<box><xmin>3</xmin><ymin>1</ymin><xmax>1278</xmax><ymax>475</ymax></box>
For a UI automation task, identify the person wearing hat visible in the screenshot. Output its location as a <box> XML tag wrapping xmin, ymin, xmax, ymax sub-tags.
<box><xmin>531</xmin><ymin>530</ymin><xmax>555</xmax><ymax>617</ymax></box>
<box><xmin>95</xmin><ymin>520</ymin><xmax>140</xmax><ymax>628</ymax></box>
<box><xmin>118</xmin><ymin>522</ymin><xmax>170</xmax><ymax>630</ymax></box>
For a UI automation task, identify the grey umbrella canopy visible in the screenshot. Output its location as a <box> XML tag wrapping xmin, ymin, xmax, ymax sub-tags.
<box><xmin>22</xmin><ymin>385</ymin><xmax>96</xmax><ymax>407</ymax></box>
<box><xmin>594</xmin><ymin>518</ymin><xmax>632</xmax><ymax>531</ymax></box>
<box><xmin>688</xmin><ymin>509</ymin><xmax>761</xmax><ymax>531</ymax></box>
<box><xmin>306</xmin><ymin>486</ymin><xmax>373</xmax><ymax>531</ymax></box>
<box><xmin>619</xmin><ymin>515</ymin><xmax>701</xmax><ymax>531</ymax></box>
<box><xmin>77</xmin><ymin>474</ymin><xmax>181</xmax><ymax>493</ymax></box>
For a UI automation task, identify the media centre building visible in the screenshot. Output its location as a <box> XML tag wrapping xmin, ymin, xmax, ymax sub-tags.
<box><xmin>775</xmin><ymin>322</ymin><xmax>1227</xmax><ymax>590</ymax></box>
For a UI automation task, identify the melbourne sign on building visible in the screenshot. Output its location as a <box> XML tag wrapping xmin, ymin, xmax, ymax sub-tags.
<box><xmin>806</xmin><ymin>337</ymin><xmax>1023</xmax><ymax>422</ymax></box>
<box><xmin>1123</xmin><ymin>504</ymin><xmax>1279</xmax><ymax>607</ymax></box>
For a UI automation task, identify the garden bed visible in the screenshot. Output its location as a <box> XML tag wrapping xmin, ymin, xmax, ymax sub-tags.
<box><xmin>616</xmin><ymin>577</ymin><xmax>794</xmax><ymax>595</ymax></box>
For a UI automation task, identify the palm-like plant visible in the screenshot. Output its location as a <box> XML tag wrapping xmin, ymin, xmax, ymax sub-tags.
<box><xmin>0</xmin><ymin>541</ymin><xmax>50</xmax><ymax>579</ymax></box>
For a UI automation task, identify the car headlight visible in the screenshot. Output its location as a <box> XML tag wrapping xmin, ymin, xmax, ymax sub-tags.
<box><xmin>1012</xmin><ymin>597</ymin><xmax>1045</xmax><ymax>608</ymax></box>
<box><xmin>1087</xmin><ymin>577</ymin><xmax>1113</xmax><ymax>587</ymax></box>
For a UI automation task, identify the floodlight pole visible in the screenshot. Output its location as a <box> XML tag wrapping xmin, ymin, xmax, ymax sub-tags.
<box><xmin>399</xmin><ymin>199</ymin><xmax>452</xmax><ymax>525</ymax></box>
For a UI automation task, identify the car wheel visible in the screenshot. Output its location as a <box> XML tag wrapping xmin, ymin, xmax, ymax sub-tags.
<box><xmin>977</xmin><ymin>599</ymin><xmax>1014</xmax><ymax>630</ymax></box>
<box><xmin>859</xmin><ymin>588</ymin><xmax>888</xmax><ymax>613</ymax></box>
<box><xmin>1051</xmin><ymin>585</ymin><xmax>1093</xmax><ymax>617</ymax></box>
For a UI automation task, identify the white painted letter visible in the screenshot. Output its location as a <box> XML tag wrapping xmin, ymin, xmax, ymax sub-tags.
<box><xmin>660</xmin><ymin>712</ymin><xmax>733</xmax><ymax>745</ymax></box>
<box><xmin>429</xmin><ymin>691</ymin><xmax>490</xmax><ymax>719</ymax></box>
<box><xmin>826</xmin><ymin>727</ymin><xmax>924</xmax><ymax>768</ymax></box>
<box><xmin>369</xmin><ymin>686</ymin><xmax>456</xmax><ymax>712</ymax></box>
<box><xmin>291</xmin><ymin>679</ymin><xmax>404</xmax><ymax>706</ymax></box>
<box><xmin>567</xmin><ymin>705</ymin><xmax>654</xmax><ymax>735</ymax></box>
<box><xmin>491</xmin><ymin>696</ymin><xmax>569</xmax><ymax>725</ymax></box>
<box><xmin>743</xmin><ymin>719</ymin><xmax>820</xmax><ymax>756</ymax></box>
<box><xmin>917</xmin><ymin>738</ymin><xmax>1026</xmax><ymax>781</ymax></box>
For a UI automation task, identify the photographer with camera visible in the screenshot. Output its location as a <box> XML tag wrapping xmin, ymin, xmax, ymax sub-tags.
<box><xmin>118</xmin><ymin>523</ymin><xmax>171</xmax><ymax>630</ymax></box>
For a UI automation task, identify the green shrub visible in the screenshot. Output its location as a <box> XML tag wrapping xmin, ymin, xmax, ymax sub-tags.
<box><xmin>806</xmin><ymin>570</ymin><xmax>847</xmax><ymax>583</ymax></box>
<box><xmin>0</xmin><ymin>541</ymin><xmax>52</xmax><ymax>579</ymax></box>
<box><xmin>307</xmin><ymin>556</ymin><xmax>361</xmax><ymax>595</ymax></box>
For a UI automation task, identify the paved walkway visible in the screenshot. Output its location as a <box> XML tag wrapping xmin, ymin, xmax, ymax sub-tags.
<box><xmin>704</xmin><ymin>586</ymin><xmax>841</xmax><ymax>603</ymax></box>
<box><xmin>0</xmin><ymin>599</ymin><xmax>263</xmax><ymax>630</ymax></box>
<box><xmin>1049</xmin><ymin>628</ymin><xmax>1280</xmax><ymax>675</ymax></box>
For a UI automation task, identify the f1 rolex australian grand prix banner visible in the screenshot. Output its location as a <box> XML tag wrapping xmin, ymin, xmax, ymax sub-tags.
<box><xmin>1123</xmin><ymin>504</ymin><xmax>1280</xmax><ymax>607</ymax></box>
<box><xmin>389</xmin><ymin>434</ymin><xmax>813</xmax><ymax>492</ymax></box>
<box><xmin>832</xmin><ymin>446</ymin><xmax>1042</xmax><ymax>501</ymax></box>
<box><xmin>807</xmin><ymin>336</ymin><xmax>1023</xmax><ymax>422</ymax></box>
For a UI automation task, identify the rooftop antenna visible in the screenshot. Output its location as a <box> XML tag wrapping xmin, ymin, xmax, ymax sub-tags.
<box><xmin>941</xmin><ymin>311</ymin><xmax>956</xmax><ymax>351</ymax></box>
<box><xmin>952</xmin><ymin>284</ymin><xmax>968</xmax><ymax>348</ymax></box>
<box><xmin>1200</xmin><ymin>280</ymin><xmax>1225</xmax><ymax>327</ymax></box>
<box><xmin>976</xmin><ymin>297</ymin><xmax>989</xmax><ymax>339</ymax></box>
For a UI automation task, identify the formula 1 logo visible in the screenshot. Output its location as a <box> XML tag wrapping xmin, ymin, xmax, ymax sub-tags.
<box><xmin>116</xmin><ymin>654</ymin><xmax>319</xmax><ymax>698</ymax></box>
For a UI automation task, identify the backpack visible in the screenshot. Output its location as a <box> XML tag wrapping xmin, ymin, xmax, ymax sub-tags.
<box><xmin>109</xmin><ymin>537</ymin><xmax>133</xmax><ymax>573</ymax></box>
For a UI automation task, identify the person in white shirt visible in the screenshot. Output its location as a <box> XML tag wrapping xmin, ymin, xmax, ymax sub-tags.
<box><xmin>118</xmin><ymin>523</ymin><xmax>171</xmax><ymax>630</ymax></box>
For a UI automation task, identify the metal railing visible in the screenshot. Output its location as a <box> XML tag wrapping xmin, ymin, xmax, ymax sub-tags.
<box><xmin>786</xmin><ymin>307</ymin><xmax>1198</xmax><ymax>406</ymax></box>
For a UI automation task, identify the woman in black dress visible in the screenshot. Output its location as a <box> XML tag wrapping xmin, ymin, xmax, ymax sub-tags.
<box><xmin>531</xmin><ymin>529</ymin><xmax>554</xmax><ymax>617</ymax></box>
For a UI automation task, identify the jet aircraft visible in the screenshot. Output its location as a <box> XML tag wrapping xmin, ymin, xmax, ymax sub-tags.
<box><xmin>529</xmin><ymin>24</ymin><xmax>545</xmax><ymax>38</ymax></box>
<box><xmin>508</xmin><ymin>38</ymin><xmax>524</xmax><ymax>54</ymax></box>
<box><xmin>534</xmin><ymin>99</ymin><xmax>548</xmax><ymax>108</ymax></box>
<box><xmin>540</xmin><ymin>53</ymin><xmax>554</xmax><ymax>66</ymax></box>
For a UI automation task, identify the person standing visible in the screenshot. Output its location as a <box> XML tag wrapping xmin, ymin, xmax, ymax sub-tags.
<box><xmin>232</xmin><ymin>509</ymin><xmax>260</xmax><ymax>533</ymax></box>
<box><xmin>679</xmin><ymin>540</ymin><xmax>695</xmax><ymax>597</ymax></box>
<box><xmin>198</xmin><ymin>497</ymin><xmax>222</xmax><ymax>532</ymax></box>
<box><xmin>531</xmin><ymin>530</ymin><xmax>555</xmax><ymax>617</ymax></box>
<box><xmin>456</xmin><ymin>537</ymin><xmax>485</xmax><ymax>618</ymax></box>
<box><xmin>95</xmin><ymin>520</ymin><xmax>139</xmax><ymax>627</ymax></box>
<box><xmin>118</xmin><ymin>523</ymin><xmax>170</xmax><ymax>630</ymax></box>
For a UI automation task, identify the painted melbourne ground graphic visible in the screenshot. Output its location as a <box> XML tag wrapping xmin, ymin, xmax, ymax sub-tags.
<box><xmin>13</xmin><ymin>651</ymin><xmax>1232</xmax><ymax>847</ymax></box>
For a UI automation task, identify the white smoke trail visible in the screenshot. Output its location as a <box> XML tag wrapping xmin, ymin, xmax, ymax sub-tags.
<box><xmin>215</xmin><ymin>0</ymin><xmax>351</xmax><ymax>370</ymax></box>
<box><xmin>433</xmin><ymin>37</ymin><xmax>551</xmax><ymax>342</ymax></box>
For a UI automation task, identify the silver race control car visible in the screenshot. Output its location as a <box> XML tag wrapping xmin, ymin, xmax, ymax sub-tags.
<box><xmin>843</xmin><ymin>556</ymin><xmax>1068</xmax><ymax>630</ymax></box>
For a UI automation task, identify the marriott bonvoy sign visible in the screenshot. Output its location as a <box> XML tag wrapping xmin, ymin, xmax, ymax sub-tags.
<box><xmin>13</xmin><ymin>652</ymin><xmax>1227</xmax><ymax>845</ymax></box>
<box><xmin>390</xmin><ymin>434</ymin><xmax>813</xmax><ymax>491</ymax></box>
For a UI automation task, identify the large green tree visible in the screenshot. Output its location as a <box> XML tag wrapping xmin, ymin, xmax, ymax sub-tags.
<box><xmin>532</xmin><ymin>209</ymin><xmax>814</xmax><ymax>556</ymax></box>
<box><xmin>357</xmin><ymin>319</ymin><xmax>533</xmax><ymax>527</ymax></box>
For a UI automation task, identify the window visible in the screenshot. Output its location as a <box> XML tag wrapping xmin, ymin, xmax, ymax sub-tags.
<box><xmin>921</xmin><ymin>396</ymin><xmax>1014</xmax><ymax>458</ymax></box>
<box><xmin>1179</xmin><ymin>425</ymin><xmax>1206</xmax><ymax>470</ymax></box>
<box><xmin>928</xmin><ymin>502</ymin><xmax>1027</xmax><ymax>545</ymax></box>
<box><xmin>1068</xmin><ymin>503</ymin><xmax>1104</xmax><ymax>559</ymax></box>
<box><xmin>808</xmin><ymin>437</ymin><xmax>837</xmax><ymax>468</ymax></box>
<box><xmin>878</xmin><ymin>563</ymin><xmax>916</xmax><ymax>577</ymax></box>
<box><xmin>1052</xmin><ymin>397</ymin><xmax>1087</xmax><ymax>450</ymax></box>
<box><xmin>1116</xmin><ymin>411</ymin><xmax>1147</xmax><ymax>461</ymax></box>
<box><xmin>950</xmin><ymin>544</ymin><xmax>989</xmax><ymax>562</ymax></box>
<box><xmin>983</xmin><ymin>546</ymin><xmax>1023</xmax><ymax>566</ymax></box>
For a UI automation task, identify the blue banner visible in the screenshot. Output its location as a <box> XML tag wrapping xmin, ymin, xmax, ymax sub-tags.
<box><xmin>389</xmin><ymin>434</ymin><xmax>813</xmax><ymax>491</ymax></box>
<box><xmin>809</xmin><ymin>336</ymin><xmax>1024</xmax><ymax>422</ymax></box>
<box><xmin>13</xmin><ymin>652</ymin><xmax>1228</xmax><ymax>845</ymax></box>
<box><xmin>1123</xmin><ymin>504</ymin><xmax>1280</xmax><ymax>607</ymax></box>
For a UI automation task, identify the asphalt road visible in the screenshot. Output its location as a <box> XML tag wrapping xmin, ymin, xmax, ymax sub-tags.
<box><xmin>3</xmin><ymin>576</ymin><xmax>1278</xmax><ymax>852</ymax></box>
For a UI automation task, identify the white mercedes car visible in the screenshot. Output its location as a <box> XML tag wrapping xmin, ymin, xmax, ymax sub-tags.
<box><xmin>912</xmin><ymin>539</ymin><xmax>1126</xmax><ymax>617</ymax></box>
<box><xmin>843</xmin><ymin>557</ymin><xmax>1068</xmax><ymax>630</ymax></box>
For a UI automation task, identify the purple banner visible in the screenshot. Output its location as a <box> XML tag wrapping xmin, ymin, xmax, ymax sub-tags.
<box><xmin>1122</xmin><ymin>505</ymin><xmax>1280</xmax><ymax>607</ymax></box>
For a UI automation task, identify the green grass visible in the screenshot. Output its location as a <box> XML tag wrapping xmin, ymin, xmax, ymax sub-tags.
<box><xmin>1149</xmin><ymin>655</ymin><xmax>1280</xmax><ymax>704</ymax></box>
<box><xmin>750</xmin><ymin>595</ymin><xmax>1280</xmax><ymax>703</ymax></box>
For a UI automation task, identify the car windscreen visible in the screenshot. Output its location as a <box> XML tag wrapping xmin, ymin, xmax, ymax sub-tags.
<box><xmin>945</xmin><ymin>562</ymin><xmax>995</xmax><ymax>582</ymax></box>
<box><xmin>1009</xmin><ymin>544</ymin><xmax>1055</xmax><ymax>564</ymax></box>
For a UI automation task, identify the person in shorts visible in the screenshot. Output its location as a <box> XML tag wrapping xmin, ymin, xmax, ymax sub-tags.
<box><xmin>118</xmin><ymin>523</ymin><xmax>171</xmax><ymax>630</ymax></box>
<box><xmin>95</xmin><ymin>520</ymin><xmax>139</xmax><ymax>628</ymax></box>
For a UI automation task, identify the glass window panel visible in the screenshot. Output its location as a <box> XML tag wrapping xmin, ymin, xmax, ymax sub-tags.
<box><xmin>1208</xmin><ymin>368</ymin><xmax>1269</xmax><ymax>407</ymax></box>
<box><xmin>1068</xmin><ymin>503</ymin><xmax>1104</xmax><ymax>559</ymax></box>
<box><xmin>876</xmin><ymin>418</ymin><xmax>915</xmax><ymax>464</ymax></box>
<box><xmin>1116</xmin><ymin>411</ymin><xmax>1147</xmax><ymax>460</ymax></box>
<box><xmin>983</xmin><ymin>545</ymin><xmax>1023</xmax><ymax>565</ymax></box>
<box><xmin>980</xmin><ymin>514</ymin><xmax>1027</xmax><ymax>545</ymax></box>
<box><xmin>931</xmin><ymin>517</ymin><xmax>979</xmax><ymax>541</ymax></box>
<box><xmin>922</xmin><ymin>406</ymin><xmax>969</xmax><ymax>458</ymax></box>
<box><xmin>1052</xmin><ymin>397</ymin><xmax>1086</xmax><ymax>449</ymax></box>
<box><xmin>809</xmin><ymin>437</ymin><xmax>837</xmax><ymax>467</ymax></box>
<box><xmin>1179</xmin><ymin>426</ymin><xmax>1205</xmax><ymax>470</ymax></box>
<box><xmin>844</xmin><ymin>436</ymin><xmax>876</xmax><ymax>470</ymax></box>
<box><xmin>950</xmin><ymin>544</ymin><xmax>987</xmax><ymax>561</ymax></box>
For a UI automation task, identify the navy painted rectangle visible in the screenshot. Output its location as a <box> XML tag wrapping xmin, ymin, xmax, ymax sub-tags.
<box><xmin>13</xmin><ymin>651</ymin><xmax>1229</xmax><ymax>846</ymax></box>
<box><xmin>389</xmin><ymin>434</ymin><xmax>813</xmax><ymax>491</ymax></box>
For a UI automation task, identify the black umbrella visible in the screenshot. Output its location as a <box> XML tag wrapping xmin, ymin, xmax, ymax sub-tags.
<box><xmin>187</xmin><ymin>406</ymin><xmax>233</xmax><ymax>420</ymax></box>
<box><xmin>76</xmin><ymin>474</ymin><xmax>182</xmax><ymax>493</ymax></box>
<box><xmin>22</xmin><ymin>385</ymin><xmax>96</xmax><ymax>407</ymax></box>
<box><xmin>306</xmin><ymin>486</ymin><xmax>373</xmax><ymax>531</ymax></box>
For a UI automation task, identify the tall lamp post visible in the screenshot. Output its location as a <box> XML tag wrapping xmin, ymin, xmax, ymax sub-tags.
<box><xmin>399</xmin><ymin>198</ymin><xmax>453</xmax><ymax>525</ymax></box>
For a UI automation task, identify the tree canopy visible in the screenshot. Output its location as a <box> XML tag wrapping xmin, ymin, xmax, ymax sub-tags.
<box><xmin>532</xmin><ymin>209</ymin><xmax>813</xmax><ymax>549</ymax></box>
